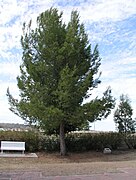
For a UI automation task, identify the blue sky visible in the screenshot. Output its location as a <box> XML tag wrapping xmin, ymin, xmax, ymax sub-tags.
<box><xmin>0</xmin><ymin>0</ymin><xmax>136</xmax><ymax>131</ymax></box>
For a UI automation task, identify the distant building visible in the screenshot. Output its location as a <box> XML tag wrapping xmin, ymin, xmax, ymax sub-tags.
<box><xmin>0</xmin><ymin>123</ymin><xmax>33</xmax><ymax>131</ymax></box>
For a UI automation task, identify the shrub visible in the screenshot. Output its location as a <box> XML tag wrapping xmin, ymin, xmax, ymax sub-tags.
<box><xmin>0</xmin><ymin>131</ymin><xmax>124</xmax><ymax>152</ymax></box>
<box><xmin>0</xmin><ymin>131</ymin><xmax>40</xmax><ymax>152</ymax></box>
<box><xmin>65</xmin><ymin>132</ymin><xmax>123</xmax><ymax>152</ymax></box>
<box><xmin>125</xmin><ymin>134</ymin><xmax>136</xmax><ymax>149</ymax></box>
<box><xmin>40</xmin><ymin>134</ymin><xmax>60</xmax><ymax>152</ymax></box>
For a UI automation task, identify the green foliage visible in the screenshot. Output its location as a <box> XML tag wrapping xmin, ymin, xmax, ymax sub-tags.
<box><xmin>83</xmin><ymin>87</ymin><xmax>115</xmax><ymax>122</ymax></box>
<box><xmin>7</xmin><ymin>8</ymin><xmax>115</xmax><ymax>132</ymax></box>
<box><xmin>7</xmin><ymin>8</ymin><xmax>115</xmax><ymax>155</ymax></box>
<box><xmin>0</xmin><ymin>131</ymin><xmax>40</xmax><ymax>152</ymax></box>
<box><xmin>125</xmin><ymin>134</ymin><xmax>136</xmax><ymax>149</ymax></box>
<box><xmin>40</xmin><ymin>135</ymin><xmax>60</xmax><ymax>152</ymax></box>
<box><xmin>114</xmin><ymin>94</ymin><xmax>136</xmax><ymax>133</ymax></box>
<box><xmin>0</xmin><ymin>131</ymin><xmax>60</xmax><ymax>152</ymax></box>
<box><xmin>0</xmin><ymin>131</ymin><xmax>123</xmax><ymax>152</ymax></box>
<box><xmin>66</xmin><ymin>132</ymin><xmax>123</xmax><ymax>152</ymax></box>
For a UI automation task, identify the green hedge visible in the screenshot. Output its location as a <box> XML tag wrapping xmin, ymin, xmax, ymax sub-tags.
<box><xmin>66</xmin><ymin>132</ymin><xmax>123</xmax><ymax>152</ymax></box>
<box><xmin>39</xmin><ymin>134</ymin><xmax>60</xmax><ymax>152</ymax></box>
<box><xmin>0</xmin><ymin>131</ymin><xmax>40</xmax><ymax>152</ymax></box>
<box><xmin>125</xmin><ymin>134</ymin><xmax>136</xmax><ymax>149</ymax></box>
<box><xmin>0</xmin><ymin>131</ymin><xmax>126</xmax><ymax>152</ymax></box>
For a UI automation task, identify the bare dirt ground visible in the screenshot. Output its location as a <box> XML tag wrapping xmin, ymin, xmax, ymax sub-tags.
<box><xmin>0</xmin><ymin>150</ymin><xmax>136</xmax><ymax>176</ymax></box>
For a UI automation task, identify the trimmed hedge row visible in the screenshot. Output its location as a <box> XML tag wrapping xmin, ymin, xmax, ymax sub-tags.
<box><xmin>0</xmin><ymin>131</ymin><xmax>135</xmax><ymax>152</ymax></box>
<box><xmin>0</xmin><ymin>131</ymin><xmax>40</xmax><ymax>152</ymax></box>
<box><xmin>125</xmin><ymin>134</ymin><xmax>136</xmax><ymax>149</ymax></box>
<box><xmin>66</xmin><ymin>132</ymin><xmax>123</xmax><ymax>152</ymax></box>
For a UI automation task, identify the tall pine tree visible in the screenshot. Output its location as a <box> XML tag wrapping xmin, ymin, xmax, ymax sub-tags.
<box><xmin>7</xmin><ymin>8</ymin><xmax>115</xmax><ymax>155</ymax></box>
<box><xmin>114</xmin><ymin>94</ymin><xmax>136</xmax><ymax>133</ymax></box>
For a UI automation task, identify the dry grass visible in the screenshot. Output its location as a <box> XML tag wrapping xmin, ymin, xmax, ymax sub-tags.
<box><xmin>0</xmin><ymin>150</ymin><xmax>136</xmax><ymax>176</ymax></box>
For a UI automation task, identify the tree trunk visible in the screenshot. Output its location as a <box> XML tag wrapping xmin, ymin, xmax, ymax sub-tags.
<box><xmin>59</xmin><ymin>122</ymin><xmax>66</xmax><ymax>156</ymax></box>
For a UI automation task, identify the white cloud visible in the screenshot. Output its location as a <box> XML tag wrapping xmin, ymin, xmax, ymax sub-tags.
<box><xmin>0</xmin><ymin>82</ymin><xmax>23</xmax><ymax>124</ymax></box>
<box><xmin>57</xmin><ymin>0</ymin><xmax>136</xmax><ymax>22</ymax></box>
<box><xmin>1</xmin><ymin>0</ymin><xmax>135</xmax><ymax>59</ymax></box>
<box><xmin>0</xmin><ymin>0</ymin><xmax>55</xmax><ymax>59</ymax></box>
<box><xmin>0</xmin><ymin>100</ymin><xmax>24</xmax><ymax>124</ymax></box>
<box><xmin>55</xmin><ymin>0</ymin><xmax>136</xmax><ymax>49</ymax></box>
<box><xmin>100</xmin><ymin>56</ymin><xmax>136</xmax><ymax>81</ymax></box>
<box><xmin>90</xmin><ymin>116</ymin><xmax>116</xmax><ymax>131</ymax></box>
<box><xmin>0</xmin><ymin>61</ymin><xmax>20</xmax><ymax>80</ymax></box>
<box><xmin>0</xmin><ymin>81</ymin><xmax>19</xmax><ymax>99</ymax></box>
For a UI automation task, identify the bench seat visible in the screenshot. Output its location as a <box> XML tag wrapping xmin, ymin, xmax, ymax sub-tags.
<box><xmin>1</xmin><ymin>141</ymin><xmax>25</xmax><ymax>154</ymax></box>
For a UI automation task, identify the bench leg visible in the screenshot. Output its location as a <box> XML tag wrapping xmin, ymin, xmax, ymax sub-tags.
<box><xmin>1</xmin><ymin>150</ymin><xmax>3</xmax><ymax>154</ymax></box>
<box><xmin>22</xmin><ymin>150</ymin><xmax>24</xmax><ymax>154</ymax></box>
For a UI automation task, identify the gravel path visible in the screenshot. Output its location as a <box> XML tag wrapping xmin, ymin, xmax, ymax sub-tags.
<box><xmin>0</xmin><ymin>168</ymin><xmax>136</xmax><ymax>180</ymax></box>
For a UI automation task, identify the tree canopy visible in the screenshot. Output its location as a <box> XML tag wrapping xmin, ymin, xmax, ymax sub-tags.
<box><xmin>7</xmin><ymin>8</ymin><xmax>115</xmax><ymax>155</ymax></box>
<box><xmin>114</xmin><ymin>94</ymin><xmax>136</xmax><ymax>133</ymax></box>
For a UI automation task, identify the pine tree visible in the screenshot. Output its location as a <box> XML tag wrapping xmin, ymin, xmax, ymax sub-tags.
<box><xmin>114</xmin><ymin>94</ymin><xmax>136</xmax><ymax>133</ymax></box>
<box><xmin>7</xmin><ymin>8</ymin><xmax>115</xmax><ymax>155</ymax></box>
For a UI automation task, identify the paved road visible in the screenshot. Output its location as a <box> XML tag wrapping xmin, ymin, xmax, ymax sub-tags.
<box><xmin>0</xmin><ymin>168</ymin><xmax>136</xmax><ymax>180</ymax></box>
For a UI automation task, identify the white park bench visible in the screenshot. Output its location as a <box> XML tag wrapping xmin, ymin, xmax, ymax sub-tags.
<box><xmin>1</xmin><ymin>141</ymin><xmax>25</xmax><ymax>154</ymax></box>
